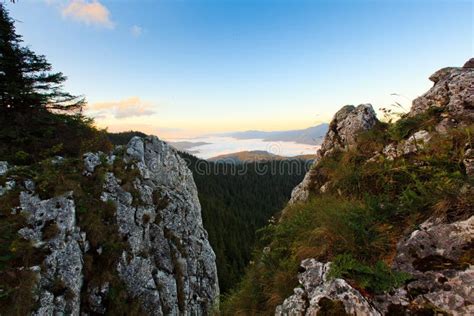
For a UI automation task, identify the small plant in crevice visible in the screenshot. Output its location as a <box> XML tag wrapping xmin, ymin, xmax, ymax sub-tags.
<box><xmin>328</xmin><ymin>254</ymin><xmax>411</xmax><ymax>294</ymax></box>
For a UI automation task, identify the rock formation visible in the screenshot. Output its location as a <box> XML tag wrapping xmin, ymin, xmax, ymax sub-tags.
<box><xmin>277</xmin><ymin>60</ymin><xmax>474</xmax><ymax>315</ymax></box>
<box><xmin>410</xmin><ymin>64</ymin><xmax>474</xmax><ymax>122</ymax></box>
<box><xmin>3</xmin><ymin>136</ymin><xmax>219</xmax><ymax>315</ymax></box>
<box><xmin>276</xmin><ymin>259</ymin><xmax>380</xmax><ymax>316</ymax></box>
<box><xmin>289</xmin><ymin>104</ymin><xmax>378</xmax><ymax>204</ymax></box>
<box><xmin>102</xmin><ymin>136</ymin><xmax>219</xmax><ymax>315</ymax></box>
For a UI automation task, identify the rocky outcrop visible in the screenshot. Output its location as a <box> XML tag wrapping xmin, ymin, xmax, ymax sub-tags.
<box><xmin>379</xmin><ymin>63</ymin><xmax>474</xmax><ymax>162</ymax></box>
<box><xmin>289</xmin><ymin>104</ymin><xmax>378</xmax><ymax>204</ymax></box>
<box><xmin>374</xmin><ymin>215</ymin><xmax>473</xmax><ymax>315</ymax></box>
<box><xmin>276</xmin><ymin>259</ymin><xmax>380</xmax><ymax>316</ymax></box>
<box><xmin>292</xmin><ymin>62</ymin><xmax>474</xmax><ymax>204</ymax></box>
<box><xmin>409</xmin><ymin>65</ymin><xmax>474</xmax><ymax>122</ymax></box>
<box><xmin>279</xmin><ymin>60</ymin><xmax>474</xmax><ymax>315</ymax></box>
<box><xmin>100</xmin><ymin>136</ymin><xmax>219</xmax><ymax>315</ymax></box>
<box><xmin>18</xmin><ymin>191</ymin><xmax>85</xmax><ymax>315</ymax></box>
<box><xmin>7</xmin><ymin>136</ymin><xmax>219</xmax><ymax>315</ymax></box>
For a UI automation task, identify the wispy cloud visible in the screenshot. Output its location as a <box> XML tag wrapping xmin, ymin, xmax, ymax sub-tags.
<box><xmin>130</xmin><ymin>25</ymin><xmax>143</xmax><ymax>37</ymax></box>
<box><xmin>62</xmin><ymin>0</ymin><xmax>114</xmax><ymax>29</ymax></box>
<box><xmin>87</xmin><ymin>97</ymin><xmax>156</xmax><ymax>119</ymax></box>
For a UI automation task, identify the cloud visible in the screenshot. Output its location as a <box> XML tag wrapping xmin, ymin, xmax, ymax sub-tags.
<box><xmin>130</xmin><ymin>25</ymin><xmax>143</xmax><ymax>37</ymax></box>
<box><xmin>87</xmin><ymin>97</ymin><xmax>156</xmax><ymax>119</ymax></box>
<box><xmin>62</xmin><ymin>0</ymin><xmax>114</xmax><ymax>28</ymax></box>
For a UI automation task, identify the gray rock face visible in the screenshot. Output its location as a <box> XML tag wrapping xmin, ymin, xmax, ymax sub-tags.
<box><xmin>18</xmin><ymin>191</ymin><xmax>84</xmax><ymax>316</ymax></box>
<box><xmin>8</xmin><ymin>136</ymin><xmax>218</xmax><ymax>315</ymax></box>
<box><xmin>290</xmin><ymin>104</ymin><xmax>378</xmax><ymax>204</ymax></box>
<box><xmin>100</xmin><ymin>136</ymin><xmax>219</xmax><ymax>315</ymax></box>
<box><xmin>409</xmin><ymin>66</ymin><xmax>474</xmax><ymax>121</ymax></box>
<box><xmin>377</xmin><ymin>216</ymin><xmax>474</xmax><ymax>315</ymax></box>
<box><xmin>276</xmin><ymin>259</ymin><xmax>380</xmax><ymax>316</ymax></box>
<box><xmin>320</xmin><ymin>104</ymin><xmax>378</xmax><ymax>157</ymax></box>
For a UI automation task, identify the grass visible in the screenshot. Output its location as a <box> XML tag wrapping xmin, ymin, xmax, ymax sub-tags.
<box><xmin>328</xmin><ymin>254</ymin><xmax>410</xmax><ymax>294</ymax></box>
<box><xmin>223</xmin><ymin>119</ymin><xmax>474</xmax><ymax>315</ymax></box>
<box><xmin>0</xmin><ymin>189</ymin><xmax>47</xmax><ymax>315</ymax></box>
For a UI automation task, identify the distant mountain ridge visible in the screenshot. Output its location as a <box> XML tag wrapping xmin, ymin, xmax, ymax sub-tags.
<box><xmin>217</xmin><ymin>124</ymin><xmax>329</xmax><ymax>145</ymax></box>
<box><xmin>208</xmin><ymin>150</ymin><xmax>316</xmax><ymax>162</ymax></box>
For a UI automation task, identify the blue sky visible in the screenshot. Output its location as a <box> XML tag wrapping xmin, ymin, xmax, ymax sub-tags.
<box><xmin>6</xmin><ymin>0</ymin><xmax>473</xmax><ymax>138</ymax></box>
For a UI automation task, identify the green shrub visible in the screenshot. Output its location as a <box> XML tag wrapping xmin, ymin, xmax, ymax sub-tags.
<box><xmin>328</xmin><ymin>254</ymin><xmax>410</xmax><ymax>294</ymax></box>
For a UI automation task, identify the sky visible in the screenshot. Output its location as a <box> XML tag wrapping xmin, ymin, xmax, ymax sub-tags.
<box><xmin>5</xmin><ymin>0</ymin><xmax>473</xmax><ymax>138</ymax></box>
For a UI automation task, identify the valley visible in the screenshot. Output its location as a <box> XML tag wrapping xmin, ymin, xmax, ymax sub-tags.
<box><xmin>0</xmin><ymin>2</ymin><xmax>472</xmax><ymax>315</ymax></box>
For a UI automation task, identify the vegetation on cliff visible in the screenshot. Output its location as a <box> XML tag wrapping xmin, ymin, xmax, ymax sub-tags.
<box><xmin>223</xmin><ymin>101</ymin><xmax>474</xmax><ymax>314</ymax></box>
<box><xmin>0</xmin><ymin>5</ymin><xmax>131</xmax><ymax>313</ymax></box>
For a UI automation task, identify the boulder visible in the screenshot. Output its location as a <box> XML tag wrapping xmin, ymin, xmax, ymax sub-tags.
<box><xmin>409</xmin><ymin>62</ymin><xmax>474</xmax><ymax>121</ymax></box>
<box><xmin>83</xmin><ymin>152</ymin><xmax>102</xmax><ymax>175</ymax></box>
<box><xmin>276</xmin><ymin>259</ymin><xmax>380</xmax><ymax>316</ymax></box>
<box><xmin>289</xmin><ymin>104</ymin><xmax>378</xmax><ymax>204</ymax></box>
<box><xmin>463</xmin><ymin>58</ymin><xmax>474</xmax><ymax>69</ymax></box>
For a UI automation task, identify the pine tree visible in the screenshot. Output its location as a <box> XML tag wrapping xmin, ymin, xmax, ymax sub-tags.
<box><xmin>0</xmin><ymin>4</ymin><xmax>84</xmax><ymax>114</ymax></box>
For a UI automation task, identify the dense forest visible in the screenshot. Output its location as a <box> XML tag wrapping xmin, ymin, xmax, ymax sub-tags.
<box><xmin>179</xmin><ymin>151</ymin><xmax>309</xmax><ymax>293</ymax></box>
<box><xmin>109</xmin><ymin>132</ymin><xmax>310</xmax><ymax>293</ymax></box>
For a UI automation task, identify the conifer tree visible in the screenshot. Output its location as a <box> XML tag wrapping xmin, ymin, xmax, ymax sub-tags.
<box><xmin>0</xmin><ymin>4</ymin><xmax>84</xmax><ymax>114</ymax></box>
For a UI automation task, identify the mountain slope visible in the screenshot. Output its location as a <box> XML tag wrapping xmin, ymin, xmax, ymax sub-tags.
<box><xmin>218</xmin><ymin>124</ymin><xmax>329</xmax><ymax>145</ymax></box>
<box><xmin>223</xmin><ymin>60</ymin><xmax>474</xmax><ymax>315</ymax></box>
<box><xmin>208</xmin><ymin>150</ymin><xmax>316</xmax><ymax>162</ymax></box>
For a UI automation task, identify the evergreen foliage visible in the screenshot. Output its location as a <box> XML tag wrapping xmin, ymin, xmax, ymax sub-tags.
<box><xmin>0</xmin><ymin>5</ymin><xmax>111</xmax><ymax>164</ymax></box>
<box><xmin>176</xmin><ymin>151</ymin><xmax>309</xmax><ymax>293</ymax></box>
<box><xmin>108</xmin><ymin>131</ymin><xmax>148</xmax><ymax>145</ymax></box>
<box><xmin>0</xmin><ymin>4</ymin><xmax>84</xmax><ymax>113</ymax></box>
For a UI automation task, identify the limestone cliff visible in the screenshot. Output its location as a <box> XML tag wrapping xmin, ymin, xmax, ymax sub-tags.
<box><xmin>0</xmin><ymin>136</ymin><xmax>219</xmax><ymax>315</ymax></box>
